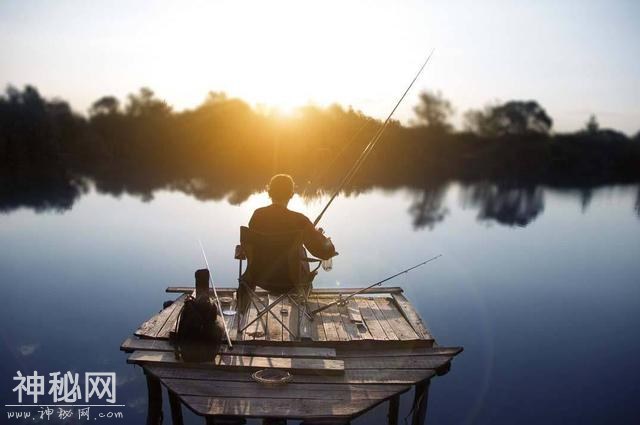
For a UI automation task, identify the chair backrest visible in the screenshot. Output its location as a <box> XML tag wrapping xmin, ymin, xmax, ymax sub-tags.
<box><xmin>239</xmin><ymin>226</ymin><xmax>304</xmax><ymax>294</ymax></box>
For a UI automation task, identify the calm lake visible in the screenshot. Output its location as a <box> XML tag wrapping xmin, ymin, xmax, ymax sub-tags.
<box><xmin>1</xmin><ymin>183</ymin><xmax>639</xmax><ymax>424</ymax></box>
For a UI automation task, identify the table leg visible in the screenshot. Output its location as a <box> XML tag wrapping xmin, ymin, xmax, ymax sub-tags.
<box><xmin>388</xmin><ymin>394</ymin><xmax>400</xmax><ymax>425</ymax></box>
<box><xmin>168</xmin><ymin>390</ymin><xmax>183</xmax><ymax>425</ymax></box>
<box><xmin>145</xmin><ymin>372</ymin><xmax>163</xmax><ymax>425</ymax></box>
<box><xmin>411</xmin><ymin>380</ymin><xmax>430</xmax><ymax>425</ymax></box>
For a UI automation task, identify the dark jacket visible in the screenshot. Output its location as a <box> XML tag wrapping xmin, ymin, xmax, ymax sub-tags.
<box><xmin>249</xmin><ymin>204</ymin><xmax>336</xmax><ymax>260</ymax></box>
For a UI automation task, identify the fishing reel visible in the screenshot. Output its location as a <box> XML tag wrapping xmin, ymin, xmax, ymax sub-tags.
<box><xmin>335</xmin><ymin>293</ymin><xmax>348</xmax><ymax>307</ymax></box>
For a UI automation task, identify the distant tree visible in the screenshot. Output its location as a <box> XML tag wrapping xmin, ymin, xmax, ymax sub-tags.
<box><xmin>89</xmin><ymin>96</ymin><xmax>120</xmax><ymax>117</ymax></box>
<box><xmin>464</xmin><ymin>100</ymin><xmax>552</xmax><ymax>137</ymax></box>
<box><xmin>125</xmin><ymin>88</ymin><xmax>171</xmax><ymax>117</ymax></box>
<box><xmin>412</xmin><ymin>90</ymin><xmax>454</xmax><ymax>132</ymax></box>
<box><xmin>584</xmin><ymin>114</ymin><xmax>599</xmax><ymax>134</ymax></box>
<box><xmin>633</xmin><ymin>131</ymin><xmax>640</xmax><ymax>142</ymax></box>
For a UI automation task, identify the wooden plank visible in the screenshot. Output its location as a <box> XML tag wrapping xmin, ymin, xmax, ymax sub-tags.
<box><xmin>282</xmin><ymin>297</ymin><xmax>298</xmax><ymax>342</ymax></box>
<box><xmin>318</xmin><ymin>301</ymin><xmax>346</xmax><ymax>341</ymax></box>
<box><xmin>182</xmin><ymin>395</ymin><xmax>375</xmax><ymax>418</ymax></box>
<box><xmin>157</xmin><ymin>296</ymin><xmax>187</xmax><ymax>339</ymax></box>
<box><xmin>167</xmin><ymin>287</ymin><xmax>404</xmax><ymax>295</ymax></box>
<box><xmin>147</xmin><ymin>365</ymin><xmax>435</xmax><ymax>385</ymax></box>
<box><xmin>337</xmin><ymin>346</ymin><xmax>463</xmax><ymax>358</ymax></box>
<box><xmin>315</xmin><ymin>298</ymin><xmax>338</xmax><ymax>341</ymax></box>
<box><xmin>344</xmin><ymin>355</ymin><xmax>451</xmax><ymax>370</ymax></box>
<box><xmin>267</xmin><ymin>294</ymin><xmax>284</xmax><ymax>342</ymax></box>
<box><xmin>391</xmin><ymin>293</ymin><xmax>434</xmax><ymax>342</ymax></box>
<box><xmin>163</xmin><ymin>378</ymin><xmax>406</xmax><ymax>401</ymax></box>
<box><xmin>298</xmin><ymin>300</ymin><xmax>313</xmax><ymax>340</ymax></box>
<box><xmin>374</xmin><ymin>297</ymin><xmax>419</xmax><ymax>340</ymax></box>
<box><xmin>135</xmin><ymin>294</ymin><xmax>187</xmax><ymax>339</ymax></box>
<box><xmin>355</xmin><ymin>298</ymin><xmax>387</xmax><ymax>341</ymax></box>
<box><xmin>338</xmin><ymin>304</ymin><xmax>364</xmax><ymax>341</ymax></box>
<box><xmin>236</xmin><ymin>301</ymin><xmax>249</xmax><ymax>342</ymax></box>
<box><xmin>308</xmin><ymin>297</ymin><xmax>327</xmax><ymax>342</ymax></box>
<box><xmin>245</xmin><ymin>295</ymin><xmax>267</xmax><ymax>341</ymax></box>
<box><xmin>128</xmin><ymin>351</ymin><xmax>345</xmax><ymax>375</ymax></box>
<box><xmin>347</xmin><ymin>300</ymin><xmax>363</xmax><ymax>324</ymax></box>
<box><xmin>330</xmin><ymin>304</ymin><xmax>350</xmax><ymax>341</ymax></box>
<box><xmin>120</xmin><ymin>337</ymin><xmax>337</xmax><ymax>358</ymax></box>
<box><xmin>366</xmin><ymin>298</ymin><xmax>398</xmax><ymax>341</ymax></box>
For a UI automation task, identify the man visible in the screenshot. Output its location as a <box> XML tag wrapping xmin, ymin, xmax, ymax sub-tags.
<box><xmin>249</xmin><ymin>174</ymin><xmax>337</xmax><ymax>261</ymax></box>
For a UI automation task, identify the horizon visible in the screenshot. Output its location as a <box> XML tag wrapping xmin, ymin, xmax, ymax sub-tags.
<box><xmin>1</xmin><ymin>0</ymin><xmax>639</xmax><ymax>135</ymax></box>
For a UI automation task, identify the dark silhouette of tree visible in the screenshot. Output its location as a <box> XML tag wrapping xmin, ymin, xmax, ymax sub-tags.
<box><xmin>464</xmin><ymin>100</ymin><xmax>552</xmax><ymax>137</ymax></box>
<box><xmin>125</xmin><ymin>88</ymin><xmax>171</xmax><ymax>117</ymax></box>
<box><xmin>0</xmin><ymin>85</ymin><xmax>85</xmax><ymax>213</ymax></box>
<box><xmin>584</xmin><ymin>114</ymin><xmax>599</xmax><ymax>134</ymax></box>
<box><xmin>412</xmin><ymin>90</ymin><xmax>454</xmax><ymax>133</ymax></box>
<box><xmin>1</xmin><ymin>84</ymin><xmax>640</xmax><ymax>223</ymax></box>
<box><xmin>89</xmin><ymin>96</ymin><xmax>120</xmax><ymax>116</ymax></box>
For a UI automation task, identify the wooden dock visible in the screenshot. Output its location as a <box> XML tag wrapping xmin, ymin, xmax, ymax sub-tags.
<box><xmin>122</xmin><ymin>286</ymin><xmax>462</xmax><ymax>424</ymax></box>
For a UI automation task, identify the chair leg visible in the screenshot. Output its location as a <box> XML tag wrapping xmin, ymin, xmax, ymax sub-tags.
<box><xmin>288</xmin><ymin>295</ymin><xmax>313</xmax><ymax>321</ymax></box>
<box><xmin>239</xmin><ymin>293</ymin><xmax>297</xmax><ymax>338</ymax></box>
<box><xmin>240</xmin><ymin>294</ymin><xmax>284</xmax><ymax>332</ymax></box>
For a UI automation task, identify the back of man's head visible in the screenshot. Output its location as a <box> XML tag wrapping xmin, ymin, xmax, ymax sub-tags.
<box><xmin>268</xmin><ymin>174</ymin><xmax>294</xmax><ymax>202</ymax></box>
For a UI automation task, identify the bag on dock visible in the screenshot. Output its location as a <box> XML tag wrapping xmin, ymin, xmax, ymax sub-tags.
<box><xmin>172</xmin><ymin>294</ymin><xmax>222</xmax><ymax>362</ymax></box>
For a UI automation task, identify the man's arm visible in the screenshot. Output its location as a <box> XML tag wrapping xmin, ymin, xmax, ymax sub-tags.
<box><xmin>301</xmin><ymin>219</ymin><xmax>336</xmax><ymax>260</ymax></box>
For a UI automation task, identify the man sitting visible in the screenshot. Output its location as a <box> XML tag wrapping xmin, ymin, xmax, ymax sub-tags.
<box><xmin>249</xmin><ymin>174</ymin><xmax>337</xmax><ymax>263</ymax></box>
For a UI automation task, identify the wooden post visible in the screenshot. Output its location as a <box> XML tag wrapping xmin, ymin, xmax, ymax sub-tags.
<box><xmin>388</xmin><ymin>394</ymin><xmax>400</xmax><ymax>425</ymax></box>
<box><xmin>168</xmin><ymin>390</ymin><xmax>184</xmax><ymax>425</ymax></box>
<box><xmin>144</xmin><ymin>372</ymin><xmax>163</xmax><ymax>425</ymax></box>
<box><xmin>411</xmin><ymin>380</ymin><xmax>430</xmax><ymax>425</ymax></box>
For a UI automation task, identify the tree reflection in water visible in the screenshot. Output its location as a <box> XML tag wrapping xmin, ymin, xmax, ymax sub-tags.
<box><xmin>408</xmin><ymin>185</ymin><xmax>449</xmax><ymax>230</ymax></box>
<box><xmin>1</xmin><ymin>171</ymin><xmax>638</xmax><ymax>229</ymax></box>
<box><xmin>461</xmin><ymin>183</ymin><xmax>545</xmax><ymax>227</ymax></box>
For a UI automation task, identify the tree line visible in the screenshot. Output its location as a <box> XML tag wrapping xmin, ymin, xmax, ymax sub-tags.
<box><xmin>1</xmin><ymin>84</ymin><xmax>639</xmax><ymax>213</ymax></box>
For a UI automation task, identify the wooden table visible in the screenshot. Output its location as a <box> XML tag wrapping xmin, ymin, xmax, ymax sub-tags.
<box><xmin>122</xmin><ymin>286</ymin><xmax>462</xmax><ymax>424</ymax></box>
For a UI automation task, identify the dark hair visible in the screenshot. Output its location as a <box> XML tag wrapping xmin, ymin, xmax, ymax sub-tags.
<box><xmin>268</xmin><ymin>174</ymin><xmax>294</xmax><ymax>201</ymax></box>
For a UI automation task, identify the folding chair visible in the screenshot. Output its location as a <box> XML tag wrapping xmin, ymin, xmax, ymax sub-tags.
<box><xmin>235</xmin><ymin>226</ymin><xmax>322</xmax><ymax>339</ymax></box>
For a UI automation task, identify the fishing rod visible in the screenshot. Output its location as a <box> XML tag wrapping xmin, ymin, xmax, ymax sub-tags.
<box><xmin>198</xmin><ymin>239</ymin><xmax>233</xmax><ymax>348</ymax></box>
<box><xmin>309</xmin><ymin>254</ymin><xmax>442</xmax><ymax>315</ymax></box>
<box><xmin>313</xmin><ymin>49</ymin><xmax>435</xmax><ymax>227</ymax></box>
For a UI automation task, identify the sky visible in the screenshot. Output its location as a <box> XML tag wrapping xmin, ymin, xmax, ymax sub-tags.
<box><xmin>1</xmin><ymin>0</ymin><xmax>639</xmax><ymax>134</ymax></box>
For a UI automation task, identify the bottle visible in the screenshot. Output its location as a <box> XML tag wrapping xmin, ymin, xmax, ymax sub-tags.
<box><xmin>322</xmin><ymin>257</ymin><xmax>333</xmax><ymax>271</ymax></box>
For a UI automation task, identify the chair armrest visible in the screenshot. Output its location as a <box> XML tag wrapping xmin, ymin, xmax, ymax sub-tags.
<box><xmin>302</xmin><ymin>258</ymin><xmax>322</xmax><ymax>263</ymax></box>
<box><xmin>234</xmin><ymin>245</ymin><xmax>247</xmax><ymax>260</ymax></box>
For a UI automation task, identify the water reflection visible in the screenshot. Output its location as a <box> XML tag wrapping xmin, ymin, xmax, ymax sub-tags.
<box><xmin>0</xmin><ymin>169</ymin><xmax>87</xmax><ymax>213</ymax></box>
<box><xmin>1</xmin><ymin>171</ymin><xmax>639</xmax><ymax>229</ymax></box>
<box><xmin>1</xmin><ymin>182</ymin><xmax>639</xmax><ymax>425</ymax></box>
<box><xmin>460</xmin><ymin>184</ymin><xmax>545</xmax><ymax>227</ymax></box>
<box><xmin>408</xmin><ymin>185</ymin><xmax>449</xmax><ymax>229</ymax></box>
